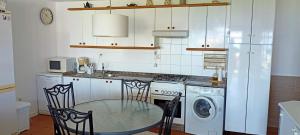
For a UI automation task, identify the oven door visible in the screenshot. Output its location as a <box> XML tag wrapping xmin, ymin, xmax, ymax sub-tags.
<box><xmin>151</xmin><ymin>94</ymin><xmax>185</xmax><ymax>125</ymax></box>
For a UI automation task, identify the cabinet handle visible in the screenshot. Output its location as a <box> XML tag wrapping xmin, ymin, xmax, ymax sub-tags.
<box><xmin>172</xmin><ymin>27</ymin><xmax>175</xmax><ymax>29</ymax></box>
<box><xmin>202</xmin><ymin>45</ymin><xmax>205</xmax><ymax>47</ymax></box>
<box><xmin>115</xmin><ymin>43</ymin><xmax>118</xmax><ymax>46</ymax></box>
<box><xmin>206</xmin><ymin>44</ymin><xmax>210</xmax><ymax>48</ymax></box>
<box><xmin>167</xmin><ymin>27</ymin><xmax>170</xmax><ymax>29</ymax></box>
<box><xmin>83</xmin><ymin>42</ymin><xmax>86</xmax><ymax>45</ymax></box>
<box><xmin>106</xmin><ymin>81</ymin><xmax>108</xmax><ymax>83</ymax></box>
<box><xmin>76</xmin><ymin>79</ymin><xmax>79</xmax><ymax>81</ymax></box>
<box><xmin>110</xmin><ymin>81</ymin><xmax>112</xmax><ymax>83</ymax></box>
<box><xmin>79</xmin><ymin>42</ymin><xmax>82</xmax><ymax>45</ymax></box>
<box><xmin>73</xmin><ymin>78</ymin><xmax>75</xmax><ymax>81</ymax></box>
<box><xmin>111</xmin><ymin>43</ymin><xmax>114</xmax><ymax>46</ymax></box>
<box><xmin>151</xmin><ymin>44</ymin><xmax>154</xmax><ymax>46</ymax></box>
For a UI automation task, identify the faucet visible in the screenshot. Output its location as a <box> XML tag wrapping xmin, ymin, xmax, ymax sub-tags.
<box><xmin>102</xmin><ymin>63</ymin><xmax>105</xmax><ymax>75</ymax></box>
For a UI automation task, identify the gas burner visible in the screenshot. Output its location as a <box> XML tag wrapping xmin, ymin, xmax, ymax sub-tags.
<box><xmin>153</xmin><ymin>74</ymin><xmax>187</xmax><ymax>82</ymax></box>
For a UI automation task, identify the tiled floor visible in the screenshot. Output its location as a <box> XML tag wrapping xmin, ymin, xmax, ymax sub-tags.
<box><xmin>20</xmin><ymin>115</ymin><xmax>278</xmax><ymax>135</ymax></box>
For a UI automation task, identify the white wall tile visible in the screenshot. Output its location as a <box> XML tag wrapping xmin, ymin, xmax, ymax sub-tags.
<box><xmin>181</xmin><ymin>66</ymin><xmax>192</xmax><ymax>75</ymax></box>
<box><xmin>160</xmin><ymin>43</ymin><xmax>171</xmax><ymax>54</ymax></box>
<box><xmin>181</xmin><ymin>55</ymin><xmax>192</xmax><ymax>66</ymax></box>
<box><xmin>171</xmin><ymin>55</ymin><xmax>181</xmax><ymax>65</ymax></box>
<box><xmin>170</xmin><ymin>65</ymin><xmax>181</xmax><ymax>74</ymax></box>
<box><xmin>191</xmin><ymin>55</ymin><xmax>203</xmax><ymax>66</ymax></box>
<box><xmin>160</xmin><ymin>54</ymin><xmax>171</xmax><ymax>65</ymax></box>
<box><xmin>159</xmin><ymin>64</ymin><xmax>171</xmax><ymax>74</ymax></box>
<box><xmin>171</xmin><ymin>45</ymin><xmax>182</xmax><ymax>55</ymax></box>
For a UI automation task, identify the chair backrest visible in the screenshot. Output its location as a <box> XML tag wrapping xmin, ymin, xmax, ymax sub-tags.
<box><xmin>44</xmin><ymin>82</ymin><xmax>75</xmax><ymax>109</ymax></box>
<box><xmin>122</xmin><ymin>79</ymin><xmax>151</xmax><ymax>102</ymax></box>
<box><xmin>159</xmin><ymin>93</ymin><xmax>182</xmax><ymax>135</ymax></box>
<box><xmin>48</xmin><ymin>105</ymin><xmax>94</xmax><ymax>135</ymax></box>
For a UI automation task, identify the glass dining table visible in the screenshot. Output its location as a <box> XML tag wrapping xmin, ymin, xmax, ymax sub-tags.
<box><xmin>69</xmin><ymin>99</ymin><xmax>164</xmax><ymax>135</ymax></box>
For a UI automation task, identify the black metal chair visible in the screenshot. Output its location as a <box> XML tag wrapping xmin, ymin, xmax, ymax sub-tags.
<box><xmin>44</xmin><ymin>83</ymin><xmax>75</xmax><ymax>135</ymax></box>
<box><xmin>48</xmin><ymin>105</ymin><xmax>94</xmax><ymax>135</ymax></box>
<box><xmin>44</xmin><ymin>82</ymin><xmax>75</xmax><ymax>109</ymax></box>
<box><xmin>135</xmin><ymin>93</ymin><xmax>182</xmax><ymax>135</ymax></box>
<box><xmin>122</xmin><ymin>79</ymin><xmax>151</xmax><ymax>102</ymax></box>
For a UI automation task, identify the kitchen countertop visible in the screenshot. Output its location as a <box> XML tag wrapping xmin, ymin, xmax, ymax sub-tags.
<box><xmin>63</xmin><ymin>71</ymin><xmax>226</xmax><ymax>88</ymax></box>
<box><xmin>279</xmin><ymin>101</ymin><xmax>300</xmax><ymax>129</ymax></box>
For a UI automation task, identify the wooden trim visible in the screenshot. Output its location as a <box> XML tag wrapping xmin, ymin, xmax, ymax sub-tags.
<box><xmin>67</xmin><ymin>2</ymin><xmax>230</xmax><ymax>11</ymax></box>
<box><xmin>186</xmin><ymin>48</ymin><xmax>228</xmax><ymax>51</ymax></box>
<box><xmin>0</xmin><ymin>84</ymin><xmax>16</xmax><ymax>93</ymax></box>
<box><xmin>70</xmin><ymin>45</ymin><xmax>160</xmax><ymax>50</ymax></box>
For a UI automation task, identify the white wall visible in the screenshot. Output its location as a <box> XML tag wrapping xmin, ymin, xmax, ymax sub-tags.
<box><xmin>271</xmin><ymin>0</ymin><xmax>300</xmax><ymax>77</ymax></box>
<box><xmin>7</xmin><ymin>0</ymin><xmax>57</xmax><ymax>116</ymax></box>
<box><xmin>55</xmin><ymin>1</ymin><xmax>221</xmax><ymax>76</ymax></box>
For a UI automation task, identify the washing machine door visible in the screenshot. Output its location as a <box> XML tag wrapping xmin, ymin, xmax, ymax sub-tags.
<box><xmin>193</xmin><ymin>96</ymin><xmax>216</xmax><ymax>120</ymax></box>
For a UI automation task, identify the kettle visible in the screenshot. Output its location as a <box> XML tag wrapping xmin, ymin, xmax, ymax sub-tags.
<box><xmin>83</xmin><ymin>2</ymin><xmax>93</xmax><ymax>8</ymax></box>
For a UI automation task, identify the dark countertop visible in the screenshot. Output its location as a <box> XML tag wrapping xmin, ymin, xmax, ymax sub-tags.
<box><xmin>63</xmin><ymin>71</ymin><xmax>226</xmax><ymax>88</ymax></box>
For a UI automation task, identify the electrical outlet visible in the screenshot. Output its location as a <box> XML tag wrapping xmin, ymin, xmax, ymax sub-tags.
<box><xmin>154</xmin><ymin>63</ymin><xmax>158</xmax><ymax>67</ymax></box>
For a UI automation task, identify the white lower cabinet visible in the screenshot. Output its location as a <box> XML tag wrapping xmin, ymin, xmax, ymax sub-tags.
<box><xmin>37</xmin><ymin>74</ymin><xmax>62</xmax><ymax>114</ymax></box>
<box><xmin>91</xmin><ymin>79</ymin><xmax>122</xmax><ymax>101</ymax></box>
<box><xmin>63</xmin><ymin>77</ymin><xmax>91</xmax><ymax>105</ymax></box>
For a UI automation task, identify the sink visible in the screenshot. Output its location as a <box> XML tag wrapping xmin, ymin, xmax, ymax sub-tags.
<box><xmin>94</xmin><ymin>73</ymin><xmax>118</xmax><ymax>78</ymax></box>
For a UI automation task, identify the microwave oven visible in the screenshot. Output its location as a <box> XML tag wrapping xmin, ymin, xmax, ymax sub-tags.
<box><xmin>48</xmin><ymin>57</ymin><xmax>76</xmax><ymax>73</ymax></box>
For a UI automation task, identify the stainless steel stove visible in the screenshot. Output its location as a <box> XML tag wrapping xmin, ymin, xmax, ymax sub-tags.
<box><xmin>150</xmin><ymin>74</ymin><xmax>187</xmax><ymax>125</ymax></box>
<box><xmin>153</xmin><ymin>74</ymin><xmax>187</xmax><ymax>83</ymax></box>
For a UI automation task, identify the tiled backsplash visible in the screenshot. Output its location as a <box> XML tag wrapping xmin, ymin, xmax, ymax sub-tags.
<box><xmin>66</xmin><ymin>38</ymin><xmax>218</xmax><ymax>76</ymax></box>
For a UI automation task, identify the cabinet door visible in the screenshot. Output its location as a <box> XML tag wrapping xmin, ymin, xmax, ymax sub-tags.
<box><xmin>171</xmin><ymin>7</ymin><xmax>189</xmax><ymax>30</ymax></box>
<box><xmin>109</xmin><ymin>80</ymin><xmax>122</xmax><ymax>99</ymax></box>
<box><xmin>74</xmin><ymin>78</ymin><xmax>91</xmax><ymax>104</ymax></box>
<box><xmin>155</xmin><ymin>8</ymin><xmax>172</xmax><ymax>30</ymax></box>
<box><xmin>225</xmin><ymin>44</ymin><xmax>250</xmax><ymax>133</ymax></box>
<box><xmin>251</xmin><ymin>0</ymin><xmax>276</xmax><ymax>45</ymax></box>
<box><xmin>0</xmin><ymin>15</ymin><xmax>15</xmax><ymax>85</ymax></box>
<box><xmin>188</xmin><ymin>7</ymin><xmax>207</xmax><ymax>48</ymax></box>
<box><xmin>206</xmin><ymin>6</ymin><xmax>227</xmax><ymax>48</ymax></box>
<box><xmin>229</xmin><ymin>0</ymin><xmax>252</xmax><ymax>44</ymax></box>
<box><xmin>91</xmin><ymin>79</ymin><xmax>109</xmax><ymax>101</ymax></box>
<box><xmin>112</xmin><ymin>9</ymin><xmax>135</xmax><ymax>46</ymax></box>
<box><xmin>37</xmin><ymin>75</ymin><xmax>62</xmax><ymax>114</ymax></box>
<box><xmin>134</xmin><ymin>8</ymin><xmax>155</xmax><ymax>47</ymax></box>
<box><xmin>82</xmin><ymin>11</ymin><xmax>96</xmax><ymax>45</ymax></box>
<box><xmin>246</xmin><ymin>45</ymin><xmax>272</xmax><ymax>134</ymax></box>
<box><xmin>95</xmin><ymin>10</ymin><xmax>113</xmax><ymax>46</ymax></box>
<box><xmin>68</xmin><ymin>12</ymin><xmax>83</xmax><ymax>45</ymax></box>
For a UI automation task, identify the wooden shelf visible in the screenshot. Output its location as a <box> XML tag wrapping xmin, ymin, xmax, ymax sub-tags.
<box><xmin>67</xmin><ymin>2</ymin><xmax>230</xmax><ymax>11</ymax></box>
<box><xmin>70</xmin><ymin>45</ymin><xmax>160</xmax><ymax>50</ymax></box>
<box><xmin>186</xmin><ymin>48</ymin><xmax>228</xmax><ymax>51</ymax></box>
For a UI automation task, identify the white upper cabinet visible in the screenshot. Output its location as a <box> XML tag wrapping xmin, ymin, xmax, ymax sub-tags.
<box><xmin>94</xmin><ymin>10</ymin><xmax>112</xmax><ymax>46</ymax></box>
<box><xmin>188</xmin><ymin>7</ymin><xmax>207</xmax><ymax>48</ymax></box>
<box><xmin>134</xmin><ymin>8</ymin><xmax>155</xmax><ymax>47</ymax></box>
<box><xmin>69</xmin><ymin>11</ymin><xmax>83</xmax><ymax>45</ymax></box>
<box><xmin>229</xmin><ymin>0</ymin><xmax>252</xmax><ymax>44</ymax></box>
<box><xmin>246</xmin><ymin>45</ymin><xmax>272</xmax><ymax>134</ymax></box>
<box><xmin>171</xmin><ymin>7</ymin><xmax>189</xmax><ymax>30</ymax></box>
<box><xmin>206</xmin><ymin>6</ymin><xmax>227</xmax><ymax>48</ymax></box>
<box><xmin>82</xmin><ymin>11</ymin><xmax>96</xmax><ymax>45</ymax></box>
<box><xmin>69</xmin><ymin>11</ymin><xmax>96</xmax><ymax>45</ymax></box>
<box><xmin>251</xmin><ymin>0</ymin><xmax>276</xmax><ymax>45</ymax></box>
<box><xmin>155</xmin><ymin>8</ymin><xmax>172</xmax><ymax>30</ymax></box>
<box><xmin>112</xmin><ymin>9</ymin><xmax>135</xmax><ymax>46</ymax></box>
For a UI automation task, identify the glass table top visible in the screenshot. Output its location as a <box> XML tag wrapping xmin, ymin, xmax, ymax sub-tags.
<box><xmin>70</xmin><ymin>99</ymin><xmax>164</xmax><ymax>135</ymax></box>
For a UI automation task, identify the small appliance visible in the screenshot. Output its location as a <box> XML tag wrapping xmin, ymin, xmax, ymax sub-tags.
<box><xmin>77</xmin><ymin>57</ymin><xmax>89</xmax><ymax>73</ymax></box>
<box><xmin>48</xmin><ymin>57</ymin><xmax>76</xmax><ymax>73</ymax></box>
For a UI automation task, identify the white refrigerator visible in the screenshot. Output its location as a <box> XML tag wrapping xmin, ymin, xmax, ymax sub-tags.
<box><xmin>0</xmin><ymin>12</ymin><xmax>18</xmax><ymax>135</ymax></box>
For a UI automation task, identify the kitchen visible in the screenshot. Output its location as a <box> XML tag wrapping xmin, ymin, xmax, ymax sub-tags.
<box><xmin>0</xmin><ymin>0</ymin><xmax>300</xmax><ymax>135</ymax></box>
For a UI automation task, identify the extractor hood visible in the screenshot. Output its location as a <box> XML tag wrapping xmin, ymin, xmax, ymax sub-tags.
<box><xmin>152</xmin><ymin>30</ymin><xmax>189</xmax><ymax>38</ymax></box>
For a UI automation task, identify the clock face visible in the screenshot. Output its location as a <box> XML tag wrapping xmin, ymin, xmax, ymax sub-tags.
<box><xmin>40</xmin><ymin>8</ymin><xmax>53</xmax><ymax>25</ymax></box>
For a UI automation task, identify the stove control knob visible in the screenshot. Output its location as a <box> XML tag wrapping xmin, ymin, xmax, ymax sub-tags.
<box><xmin>161</xmin><ymin>90</ymin><xmax>165</xmax><ymax>94</ymax></box>
<box><xmin>174</xmin><ymin>92</ymin><xmax>178</xmax><ymax>95</ymax></box>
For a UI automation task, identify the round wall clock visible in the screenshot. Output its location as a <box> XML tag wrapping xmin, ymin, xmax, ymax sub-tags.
<box><xmin>40</xmin><ymin>8</ymin><xmax>53</xmax><ymax>25</ymax></box>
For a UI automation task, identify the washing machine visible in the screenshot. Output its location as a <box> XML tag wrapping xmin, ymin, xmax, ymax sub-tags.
<box><xmin>185</xmin><ymin>85</ymin><xmax>225</xmax><ymax>135</ymax></box>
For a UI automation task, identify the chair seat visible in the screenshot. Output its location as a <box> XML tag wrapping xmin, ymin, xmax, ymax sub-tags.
<box><xmin>134</xmin><ymin>131</ymin><xmax>157</xmax><ymax>135</ymax></box>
